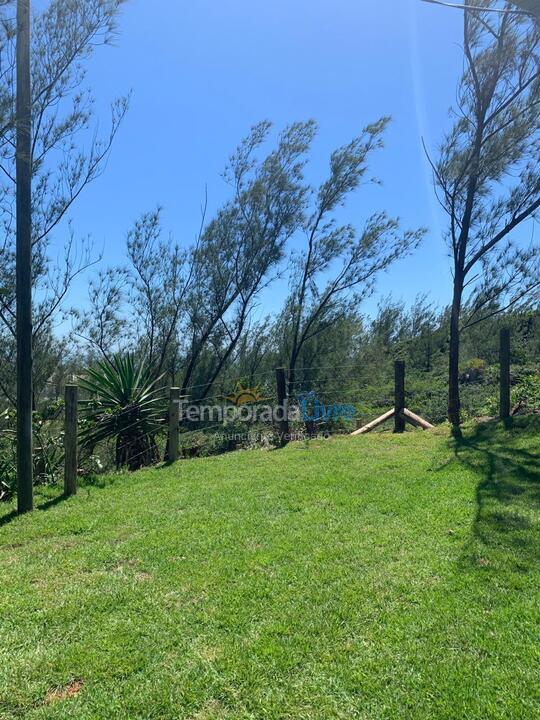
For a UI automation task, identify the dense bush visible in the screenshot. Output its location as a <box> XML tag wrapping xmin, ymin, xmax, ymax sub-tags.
<box><xmin>79</xmin><ymin>354</ymin><xmax>167</xmax><ymax>471</ymax></box>
<box><xmin>512</xmin><ymin>369</ymin><xmax>540</xmax><ymax>414</ymax></box>
<box><xmin>0</xmin><ymin>410</ymin><xmax>15</xmax><ymax>501</ymax></box>
<box><xmin>0</xmin><ymin>406</ymin><xmax>65</xmax><ymax>502</ymax></box>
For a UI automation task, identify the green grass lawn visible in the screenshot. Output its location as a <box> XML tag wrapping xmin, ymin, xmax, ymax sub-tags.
<box><xmin>0</xmin><ymin>418</ymin><xmax>539</xmax><ymax>719</ymax></box>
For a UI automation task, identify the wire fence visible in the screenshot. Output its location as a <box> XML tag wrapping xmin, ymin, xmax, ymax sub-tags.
<box><xmin>3</xmin><ymin>328</ymin><xmax>533</xmax><ymax>504</ymax></box>
<box><xmin>0</xmin><ymin>363</ymin><xmax>420</xmax><ymax>499</ymax></box>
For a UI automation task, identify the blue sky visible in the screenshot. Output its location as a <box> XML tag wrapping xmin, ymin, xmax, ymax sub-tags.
<box><xmin>58</xmin><ymin>0</ymin><xmax>467</xmax><ymax>321</ymax></box>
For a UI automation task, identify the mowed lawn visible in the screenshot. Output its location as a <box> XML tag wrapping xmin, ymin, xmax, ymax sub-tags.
<box><xmin>0</xmin><ymin>419</ymin><xmax>539</xmax><ymax>720</ymax></box>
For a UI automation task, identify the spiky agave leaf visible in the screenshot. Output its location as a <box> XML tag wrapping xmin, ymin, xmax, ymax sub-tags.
<box><xmin>78</xmin><ymin>354</ymin><xmax>167</xmax><ymax>469</ymax></box>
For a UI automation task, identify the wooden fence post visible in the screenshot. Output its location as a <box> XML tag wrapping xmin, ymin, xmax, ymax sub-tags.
<box><xmin>275</xmin><ymin>368</ymin><xmax>290</xmax><ymax>446</ymax></box>
<box><xmin>64</xmin><ymin>384</ymin><xmax>78</xmax><ymax>497</ymax></box>
<box><xmin>500</xmin><ymin>328</ymin><xmax>511</xmax><ymax>420</ymax></box>
<box><xmin>169</xmin><ymin>387</ymin><xmax>180</xmax><ymax>462</ymax></box>
<box><xmin>394</xmin><ymin>361</ymin><xmax>406</xmax><ymax>434</ymax></box>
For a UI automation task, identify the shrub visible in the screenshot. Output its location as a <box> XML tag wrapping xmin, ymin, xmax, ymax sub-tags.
<box><xmin>511</xmin><ymin>369</ymin><xmax>540</xmax><ymax>413</ymax></box>
<box><xmin>0</xmin><ymin>407</ymin><xmax>65</xmax><ymax>501</ymax></box>
<box><xmin>0</xmin><ymin>411</ymin><xmax>15</xmax><ymax>502</ymax></box>
<box><xmin>33</xmin><ymin>420</ymin><xmax>64</xmax><ymax>484</ymax></box>
<box><xmin>79</xmin><ymin>354</ymin><xmax>167</xmax><ymax>471</ymax></box>
<box><xmin>460</xmin><ymin>358</ymin><xmax>487</xmax><ymax>383</ymax></box>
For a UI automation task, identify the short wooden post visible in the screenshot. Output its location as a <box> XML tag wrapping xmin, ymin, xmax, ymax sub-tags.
<box><xmin>64</xmin><ymin>385</ymin><xmax>78</xmax><ymax>496</ymax></box>
<box><xmin>275</xmin><ymin>368</ymin><xmax>290</xmax><ymax>446</ymax></box>
<box><xmin>394</xmin><ymin>360</ymin><xmax>406</xmax><ymax>433</ymax></box>
<box><xmin>169</xmin><ymin>387</ymin><xmax>180</xmax><ymax>462</ymax></box>
<box><xmin>499</xmin><ymin>328</ymin><xmax>511</xmax><ymax>420</ymax></box>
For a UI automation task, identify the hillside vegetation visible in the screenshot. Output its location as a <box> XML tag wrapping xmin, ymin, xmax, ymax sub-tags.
<box><xmin>0</xmin><ymin>418</ymin><xmax>539</xmax><ymax>719</ymax></box>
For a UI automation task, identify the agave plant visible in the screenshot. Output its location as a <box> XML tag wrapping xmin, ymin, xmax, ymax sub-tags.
<box><xmin>79</xmin><ymin>354</ymin><xmax>166</xmax><ymax>471</ymax></box>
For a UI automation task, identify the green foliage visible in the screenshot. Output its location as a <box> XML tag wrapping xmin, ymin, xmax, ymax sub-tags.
<box><xmin>512</xmin><ymin>369</ymin><xmax>540</xmax><ymax>413</ymax></box>
<box><xmin>0</xmin><ymin>406</ymin><xmax>66</xmax><ymax>501</ymax></box>
<box><xmin>0</xmin><ymin>0</ymin><xmax>129</xmax><ymax>411</ymax></box>
<box><xmin>79</xmin><ymin>354</ymin><xmax>167</xmax><ymax>471</ymax></box>
<box><xmin>33</xmin><ymin>418</ymin><xmax>64</xmax><ymax>484</ymax></box>
<box><xmin>459</xmin><ymin>358</ymin><xmax>487</xmax><ymax>383</ymax></box>
<box><xmin>281</xmin><ymin>120</ymin><xmax>425</xmax><ymax>388</ymax></box>
<box><xmin>178</xmin><ymin>421</ymin><xmax>278</xmax><ymax>458</ymax></box>
<box><xmin>0</xmin><ymin>409</ymin><xmax>15</xmax><ymax>501</ymax></box>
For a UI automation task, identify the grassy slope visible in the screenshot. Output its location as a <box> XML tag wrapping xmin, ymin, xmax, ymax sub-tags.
<box><xmin>0</xmin><ymin>419</ymin><xmax>539</xmax><ymax>720</ymax></box>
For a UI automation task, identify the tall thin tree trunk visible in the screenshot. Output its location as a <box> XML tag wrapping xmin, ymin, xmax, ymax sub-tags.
<box><xmin>448</xmin><ymin>277</ymin><xmax>463</xmax><ymax>430</ymax></box>
<box><xmin>16</xmin><ymin>0</ymin><xmax>33</xmax><ymax>514</ymax></box>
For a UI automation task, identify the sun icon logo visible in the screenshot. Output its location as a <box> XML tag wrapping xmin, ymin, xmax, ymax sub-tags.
<box><xmin>224</xmin><ymin>383</ymin><xmax>269</xmax><ymax>406</ymax></box>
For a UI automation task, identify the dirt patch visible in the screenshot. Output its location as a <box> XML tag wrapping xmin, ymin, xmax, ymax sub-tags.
<box><xmin>135</xmin><ymin>571</ymin><xmax>153</xmax><ymax>582</ymax></box>
<box><xmin>112</xmin><ymin>559</ymin><xmax>138</xmax><ymax>573</ymax></box>
<box><xmin>191</xmin><ymin>699</ymin><xmax>229</xmax><ymax>719</ymax></box>
<box><xmin>198</xmin><ymin>645</ymin><xmax>221</xmax><ymax>662</ymax></box>
<box><xmin>45</xmin><ymin>679</ymin><xmax>83</xmax><ymax>703</ymax></box>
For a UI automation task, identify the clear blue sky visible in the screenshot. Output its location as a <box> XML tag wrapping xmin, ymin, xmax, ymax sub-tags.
<box><xmin>59</xmin><ymin>0</ymin><xmax>467</xmax><ymax>320</ymax></box>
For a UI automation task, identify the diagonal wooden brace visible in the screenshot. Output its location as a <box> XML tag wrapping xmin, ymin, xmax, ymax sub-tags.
<box><xmin>351</xmin><ymin>407</ymin><xmax>434</xmax><ymax>436</ymax></box>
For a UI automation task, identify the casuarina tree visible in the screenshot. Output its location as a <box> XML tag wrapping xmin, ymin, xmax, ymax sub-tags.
<box><xmin>428</xmin><ymin>1</ymin><xmax>539</xmax><ymax>428</ymax></box>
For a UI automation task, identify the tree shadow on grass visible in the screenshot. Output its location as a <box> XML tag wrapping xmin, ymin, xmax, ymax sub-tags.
<box><xmin>452</xmin><ymin>416</ymin><xmax>540</xmax><ymax>573</ymax></box>
<box><xmin>0</xmin><ymin>508</ymin><xmax>18</xmax><ymax>528</ymax></box>
<box><xmin>0</xmin><ymin>492</ymin><xmax>70</xmax><ymax>528</ymax></box>
<box><xmin>0</xmin><ymin>474</ymin><xmax>118</xmax><ymax>528</ymax></box>
<box><xmin>36</xmin><ymin>493</ymin><xmax>69</xmax><ymax>512</ymax></box>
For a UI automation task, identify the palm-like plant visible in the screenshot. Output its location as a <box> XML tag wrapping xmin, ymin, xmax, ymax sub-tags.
<box><xmin>79</xmin><ymin>354</ymin><xmax>166</xmax><ymax>471</ymax></box>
